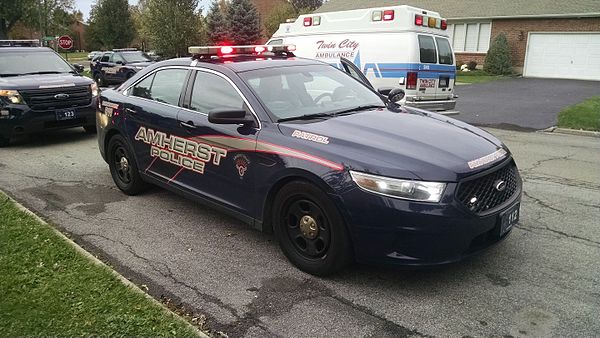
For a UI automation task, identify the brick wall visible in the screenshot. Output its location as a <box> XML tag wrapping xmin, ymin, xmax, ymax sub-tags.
<box><xmin>491</xmin><ymin>17</ymin><xmax>600</xmax><ymax>67</ymax></box>
<box><xmin>455</xmin><ymin>52</ymin><xmax>486</xmax><ymax>68</ymax></box>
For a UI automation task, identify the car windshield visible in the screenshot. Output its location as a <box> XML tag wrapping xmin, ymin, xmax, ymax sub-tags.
<box><xmin>121</xmin><ymin>51</ymin><xmax>150</xmax><ymax>63</ymax></box>
<box><xmin>0</xmin><ymin>50</ymin><xmax>74</xmax><ymax>76</ymax></box>
<box><xmin>239</xmin><ymin>64</ymin><xmax>384</xmax><ymax>121</ymax></box>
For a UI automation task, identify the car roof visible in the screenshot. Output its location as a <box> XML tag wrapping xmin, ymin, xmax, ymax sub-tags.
<box><xmin>0</xmin><ymin>47</ymin><xmax>55</xmax><ymax>53</ymax></box>
<box><xmin>160</xmin><ymin>55</ymin><xmax>325</xmax><ymax>73</ymax></box>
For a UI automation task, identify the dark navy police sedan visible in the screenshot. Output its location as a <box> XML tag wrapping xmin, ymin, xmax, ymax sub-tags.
<box><xmin>96</xmin><ymin>45</ymin><xmax>521</xmax><ymax>275</ymax></box>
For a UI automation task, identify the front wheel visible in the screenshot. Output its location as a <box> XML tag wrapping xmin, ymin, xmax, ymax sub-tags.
<box><xmin>272</xmin><ymin>180</ymin><xmax>353</xmax><ymax>276</ymax></box>
<box><xmin>107</xmin><ymin>134</ymin><xmax>148</xmax><ymax>195</ymax></box>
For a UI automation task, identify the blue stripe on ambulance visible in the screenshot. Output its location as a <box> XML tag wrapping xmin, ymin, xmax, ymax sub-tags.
<box><xmin>366</xmin><ymin>63</ymin><xmax>456</xmax><ymax>79</ymax></box>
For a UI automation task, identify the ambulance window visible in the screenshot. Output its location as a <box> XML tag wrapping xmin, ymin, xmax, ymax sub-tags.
<box><xmin>418</xmin><ymin>35</ymin><xmax>437</xmax><ymax>64</ymax></box>
<box><xmin>436</xmin><ymin>37</ymin><xmax>453</xmax><ymax>65</ymax></box>
<box><xmin>190</xmin><ymin>72</ymin><xmax>244</xmax><ymax>113</ymax></box>
<box><xmin>267</xmin><ymin>39</ymin><xmax>283</xmax><ymax>45</ymax></box>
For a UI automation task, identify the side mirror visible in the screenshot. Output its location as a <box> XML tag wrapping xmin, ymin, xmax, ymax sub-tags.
<box><xmin>72</xmin><ymin>64</ymin><xmax>84</xmax><ymax>73</ymax></box>
<box><xmin>208</xmin><ymin>108</ymin><xmax>255</xmax><ymax>126</ymax></box>
<box><xmin>377</xmin><ymin>87</ymin><xmax>405</xmax><ymax>103</ymax></box>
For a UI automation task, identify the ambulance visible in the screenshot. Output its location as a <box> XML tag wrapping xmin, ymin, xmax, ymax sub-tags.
<box><xmin>269</xmin><ymin>5</ymin><xmax>457</xmax><ymax>111</ymax></box>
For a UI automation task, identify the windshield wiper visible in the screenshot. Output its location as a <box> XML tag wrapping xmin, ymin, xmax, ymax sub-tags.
<box><xmin>278</xmin><ymin>112</ymin><xmax>334</xmax><ymax>122</ymax></box>
<box><xmin>21</xmin><ymin>71</ymin><xmax>68</xmax><ymax>75</ymax></box>
<box><xmin>330</xmin><ymin>104</ymin><xmax>386</xmax><ymax>116</ymax></box>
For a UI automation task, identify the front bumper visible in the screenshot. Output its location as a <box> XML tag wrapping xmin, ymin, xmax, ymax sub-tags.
<box><xmin>405</xmin><ymin>98</ymin><xmax>457</xmax><ymax>111</ymax></box>
<box><xmin>340</xmin><ymin>179</ymin><xmax>521</xmax><ymax>267</ymax></box>
<box><xmin>0</xmin><ymin>99</ymin><xmax>97</xmax><ymax>138</ymax></box>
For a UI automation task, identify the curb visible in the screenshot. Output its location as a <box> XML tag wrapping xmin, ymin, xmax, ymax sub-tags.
<box><xmin>543</xmin><ymin>127</ymin><xmax>600</xmax><ymax>138</ymax></box>
<box><xmin>0</xmin><ymin>191</ymin><xmax>209</xmax><ymax>338</ymax></box>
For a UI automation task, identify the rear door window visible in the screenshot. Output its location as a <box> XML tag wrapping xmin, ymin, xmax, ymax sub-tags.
<box><xmin>418</xmin><ymin>35</ymin><xmax>437</xmax><ymax>64</ymax></box>
<box><xmin>436</xmin><ymin>37</ymin><xmax>454</xmax><ymax>65</ymax></box>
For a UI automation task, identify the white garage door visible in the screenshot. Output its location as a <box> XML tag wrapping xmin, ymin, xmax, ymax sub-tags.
<box><xmin>524</xmin><ymin>33</ymin><xmax>600</xmax><ymax>81</ymax></box>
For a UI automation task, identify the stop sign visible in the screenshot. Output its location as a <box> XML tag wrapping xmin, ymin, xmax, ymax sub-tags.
<box><xmin>58</xmin><ymin>35</ymin><xmax>73</xmax><ymax>50</ymax></box>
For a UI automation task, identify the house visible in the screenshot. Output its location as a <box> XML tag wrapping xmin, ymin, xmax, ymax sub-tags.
<box><xmin>315</xmin><ymin>0</ymin><xmax>600</xmax><ymax>80</ymax></box>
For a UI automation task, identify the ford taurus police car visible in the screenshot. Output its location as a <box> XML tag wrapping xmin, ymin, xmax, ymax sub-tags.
<box><xmin>96</xmin><ymin>45</ymin><xmax>521</xmax><ymax>275</ymax></box>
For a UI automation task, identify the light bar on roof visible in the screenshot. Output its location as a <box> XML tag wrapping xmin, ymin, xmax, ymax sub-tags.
<box><xmin>188</xmin><ymin>45</ymin><xmax>296</xmax><ymax>57</ymax></box>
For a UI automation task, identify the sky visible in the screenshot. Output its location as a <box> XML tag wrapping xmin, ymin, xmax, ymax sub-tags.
<box><xmin>74</xmin><ymin>0</ymin><xmax>213</xmax><ymax>21</ymax></box>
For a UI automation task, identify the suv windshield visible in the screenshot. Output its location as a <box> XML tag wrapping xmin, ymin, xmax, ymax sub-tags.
<box><xmin>0</xmin><ymin>50</ymin><xmax>74</xmax><ymax>76</ymax></box>
<box><xmin>240</xmin><ymin>65</ymin><xmax>384</xmax><ymax>121</ymax></box>
<box><xmin>121</xmin><ymin>51</ymin><xmax>150</xmax><ymax>63</ymax></box>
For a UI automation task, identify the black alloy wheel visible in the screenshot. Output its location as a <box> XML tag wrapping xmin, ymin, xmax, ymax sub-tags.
<box><xmin>107</xmin><ymin>135</ymin><xmax>148</xmax><ymax>195</ymax></box>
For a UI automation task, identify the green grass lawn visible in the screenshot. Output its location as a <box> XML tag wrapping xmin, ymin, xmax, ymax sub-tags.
<box><xmin>557</xmin><ymin>96</ymin><xmax>600</xmax><ymax>132</ymax></box>
<box><xmin>0</xmin><ymin>194</ymin><xmax>199</xmax><ymax>337</ymax></box>
<box><xmin>61</xmin><ymin>51</ymin><xmax>89</xmax><ymax>61</ymax></box>
<box><xmin>456</xmin><ymin>70</ymin><xmax>510</xmax><ymax>84</ymax></box>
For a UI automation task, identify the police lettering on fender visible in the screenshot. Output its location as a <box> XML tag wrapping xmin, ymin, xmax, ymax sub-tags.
<box><xmin>134</xmin><ymin>126</ymin><xmax>227</xmax><ymax>174</ymax></box>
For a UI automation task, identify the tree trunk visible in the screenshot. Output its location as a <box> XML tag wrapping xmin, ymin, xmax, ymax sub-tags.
<box><xmin>0</xmin><ymin>18</ymin><xmax>9</xmax><ymax>40</ymax></box>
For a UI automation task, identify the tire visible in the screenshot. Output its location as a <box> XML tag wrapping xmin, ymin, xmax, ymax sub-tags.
<box><xmin>272</xmin><ymin>180</ymin><xmax>353</xmax><ymax>276</ymax></box>
<box><xmin>0</xmin><ymin>135</ymin><xmax>9</xmax><ymax>147</ymax></box>
<box><xmin>93</xmin><ymin>73</ymin><xmax>105</xmax><ymax>87</ymax></box>
<box><xmin>107</xmin><ymin>134</ymin><xmax>148</xmax><ymax>195</ymax></box>
<box><xmin>83</xmin><ymin>125</ymin><xmax>97</xmax><ymax>134</ymax></box>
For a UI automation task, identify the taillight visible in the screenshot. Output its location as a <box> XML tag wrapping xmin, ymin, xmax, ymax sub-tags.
<box><xmin>441</xmin><ymin>19</ymin><xmax>447</xmax><ymax>30</ymax></box>
<box><xmin>415</xmin><ymin>15</ymin><xmax>423</xmax><ymax>26</ymax></box>
<box><xmin>303</xmin><ymin>17</ymin><xmax>312</xmax><ymax>27</ymax></box>
<box><xmin>383</xmin><ymin>10</ymin><xmax>394</xmax><ymax>21</ymax></box>
<box><xmin>407</xmin><ymin>72</ymin><xmax>418</xmax><ymax>90</ymax></box>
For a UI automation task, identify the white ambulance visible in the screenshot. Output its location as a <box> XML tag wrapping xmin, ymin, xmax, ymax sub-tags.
<box><xmin>268</xmin><ymin>5</ymin><xmax>457</xmax><ymax>111</ymax></box>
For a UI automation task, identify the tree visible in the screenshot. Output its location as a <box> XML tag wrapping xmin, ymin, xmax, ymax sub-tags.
<box><xmin>483</xmin><ymin>33</ymin><xmax>513</xmax><ymax>75</ymax></box>
<box><xmin>206</xmin><ymin>0</ymin><xmax>229</xmax><ymax>44</ymax></box>
<box><xmin>142</xmin><ymin>0</ymin><xmax>205</xmax><ymax>57</ymax></box>
<box><xmin>0</xmin><ymin>0</ymin><xmax>35</xmax><ymax>39</ymax></box>
<box><xmin>87</xmin><ymin>0</ymin><xmax>135</xmax><ymax>49</ymax></box>
<box><xmin>290</xmin><ymin>0</ymin><xmax>323</xmax><ymax>11</ymax></box>
<box><xmin>264</xmin><ymin>2</ymin><xmax>297</xmax><ymax>38</ymax></box>
<box><xmin>227</xmin><ymin>0</ymin><xmax>261</xmax><ymax>45</ymax></box>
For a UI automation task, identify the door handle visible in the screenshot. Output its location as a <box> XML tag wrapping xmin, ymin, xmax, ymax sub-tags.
<box><xmin>125</xmin><ymin>108</ymin><xmax>136</xmax><ymax>114</ymax></box>
<box><xmin>180</xmin><ymin>121</ymin><xmax>197</xmax><ymax>129</ymax></box>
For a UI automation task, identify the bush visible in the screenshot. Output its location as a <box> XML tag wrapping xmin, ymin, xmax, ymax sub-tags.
<box><xmin>483</xmin><ymin>33</ymin><xmax>513</xmax><ymax>75</ymax></box>
<box><xmin>467</xmin><ymin>61</ymin><xmax>477</xmax><ymax>70</ymax></box>
<box><xmin>264</xmin><ymin>2</ymin><xmax>297</xmax><ymax>38</ymax></box>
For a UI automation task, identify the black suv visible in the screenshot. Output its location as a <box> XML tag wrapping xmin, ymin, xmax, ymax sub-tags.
<box><xmin>0</xmin><ymin>46</ymin><xmax>98</xmax><ymax>146</ymax></box>
<box><xmin>91</xmin><ymin>49</ymin><xmax>154</xmax><ymax>86</ymax></box>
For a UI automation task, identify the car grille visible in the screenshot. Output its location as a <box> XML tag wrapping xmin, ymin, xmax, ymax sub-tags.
<box><xmin>20</xmin><ymin>85</ymin><xmax>92</xmax><ymax>111</ymax></box>
<box><xmin>457</xmin><ymin>160</ymin><xmax>520</xmax><ymax>215</ymax></box>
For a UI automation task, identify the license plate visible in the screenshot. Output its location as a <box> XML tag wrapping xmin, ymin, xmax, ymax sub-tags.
<box><xmin>499</xmin><ymin>203</ymin><xmax>520</xmax><ymax>236</ymax></box>
<box><xmin>56</xmin><ymin>109</ymin><xmax>76</xmax><ymax>121</ymax></box>
<box><xmin>439</xmin><ymin>77</ymin><xmax>449</xmax><ymax>88</ymax></box>
<box><xmin>419</xmin><ymin>79</ymin><xmax>436</xmax><ymax>88</ymax></box>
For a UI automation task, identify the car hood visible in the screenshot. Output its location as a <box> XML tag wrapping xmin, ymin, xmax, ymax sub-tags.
<box><xmin>0</xmin><ymin>73</ymin><xmax>93</xmax><ymax>90</ymax></box>
<box><xmin>278</xmin><ymin>108</ymin><xmax>508</xmax><ymax>182</ymax></box>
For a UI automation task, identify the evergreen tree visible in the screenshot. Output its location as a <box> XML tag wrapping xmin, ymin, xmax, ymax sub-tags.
<box><xmin>87</xmin><ymin>0</ymin><xmax>135</xmax><ymax>49</ymax></box>
<box><xmin>483</xmin><ymin>33</ymin><xmax>513</xmax><ymax>75</ymax></box>
<box><xmin>227</xmin><ymin>0</ymin><xmax>261</xmax><ymax>45</ymax></box>
<box><xmin>206</xmin><ymin>0</ymin><xmax>229</xmax><ymax>44</ymax></box>
<box><xmin>142</xmin><ymin>0</ymin><xmax>205</xmax><ymax>57</ymax></box>
<box><xmin>290</xmin><ymin>0</ymin><xmax>323</xmax><ymax>11</ymax></box>
<box><xmin>264</xmin><ymin>2</ymin><xmax>297</xmax><ymax>38</ymax></box>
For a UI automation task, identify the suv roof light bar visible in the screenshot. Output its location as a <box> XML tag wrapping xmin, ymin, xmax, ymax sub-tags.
<box><xmin>112</xmin><ymin>48</ymin><xmax>138</xmax><ymax>52</ymax></box>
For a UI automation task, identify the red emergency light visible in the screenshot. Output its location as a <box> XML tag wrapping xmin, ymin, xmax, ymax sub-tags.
<box><xmin>304</xmin><ymin>17</ymin><xmax>312</xmax><ymax>26</ymax></box>
<box><xmin>383</xmin><ymin>10</ymin><xmax>395</xmax><ymax>21</ymax></box>
<box><xmin>415</xmin><ymin>15</ymin><xmax>423</xmax><ymax>26</ymax></box>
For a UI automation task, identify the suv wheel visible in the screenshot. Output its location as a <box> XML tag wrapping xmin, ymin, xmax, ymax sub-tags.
<box><xmin>83</xmin><ymin>125</ymin><xmax>97</xmax><ymax>134</ymax></box>
<box><xmin>107</xmin><ymin>134</ymin><xmax>148</xmax><ymax>195</ymax></box>
<box><xmin>0</xmin><ymin>135</ymin><xmax>9</xmax><ymax>147</ymax></box>
<box><xmin>272</xmin><ymin>180</ymin><xmax>353</xmax><ymax>276</ymax></box>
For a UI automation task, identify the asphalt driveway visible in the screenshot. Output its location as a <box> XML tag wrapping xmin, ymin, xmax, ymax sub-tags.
<box><xmin>454</xmin><ymin>78</ymin><xmax>600</xmax><ymax>130</ymax></box>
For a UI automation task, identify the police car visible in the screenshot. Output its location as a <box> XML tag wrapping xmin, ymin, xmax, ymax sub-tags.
<box><xmin>96</xmin><ymin>45</ymin><xmax>521</xmax><ymax>275</ymax></box>
<box><xmin>91</xmin><ymin>48</ymin><xmax>154</xmax><ymax>86</ymax></box>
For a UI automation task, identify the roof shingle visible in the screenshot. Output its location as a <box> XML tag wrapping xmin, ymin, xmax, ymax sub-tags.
<box><xmin>315</xmin><ymin>0</ymin><xmax>600</xmax><ymax>19</ymax></box>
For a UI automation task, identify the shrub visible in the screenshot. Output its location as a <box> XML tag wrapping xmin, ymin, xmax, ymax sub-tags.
<box><xmin>483</xmin><ymin>33</ymin><xmax>513</xmax><ymax>75</ymax></box>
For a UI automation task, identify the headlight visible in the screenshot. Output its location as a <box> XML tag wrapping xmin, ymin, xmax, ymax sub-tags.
<box><xmin>0</xmin><ymin>90</ymin><xmax>24</xmax><ymax>104</ymax></box>
<box><xmin>90</xmin><ymin>83</ymin><xmax>99</xmax><ymax>97</ymax></box>
<box><xmin>350</xmin><ymin>171</ymin><xmax>446</xmax><ymax>202</ymax></box>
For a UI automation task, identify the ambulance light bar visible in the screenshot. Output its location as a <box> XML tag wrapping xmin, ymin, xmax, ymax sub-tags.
<box><xmin>414</xmin><ymin>14</ymin><xmax>447</xmax><ymax>30</ymax></box>
<box><xmin>371</xmin><ymin>9</ymin><xmax>395</xmax><ymax>21</ymax></box>
<box><xmin>303</xmin><ymin>16</ymin><xmax>321</xmax><ymax>27</ymax></box>
<box><xmin>188</xmin><ymin>45</ymin><xmax>296</xmax><ymax>57</ymax></box>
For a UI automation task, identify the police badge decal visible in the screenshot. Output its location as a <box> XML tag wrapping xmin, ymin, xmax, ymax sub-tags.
<box><xmin>234</xmin><ymin>154</ymin><xmax>250</xmax><ymax>178</ymax></box>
